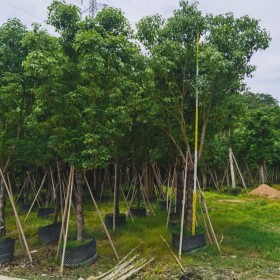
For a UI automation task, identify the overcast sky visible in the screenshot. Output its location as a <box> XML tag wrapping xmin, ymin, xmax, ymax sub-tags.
<box><xmin>0</xmin><ymin>0</ymin><xmax>279</xmax><ymax>102</ymax></box>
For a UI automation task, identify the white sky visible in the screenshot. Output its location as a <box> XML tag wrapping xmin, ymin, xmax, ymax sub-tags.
<box><xmin>0</xmin><ymin>0</ymin><xmax>279</xmax><ymax>102</ymax></box>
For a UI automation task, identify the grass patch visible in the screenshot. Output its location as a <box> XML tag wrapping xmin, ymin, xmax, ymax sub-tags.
<box><xmin>2</xmin><ymin>190</ymin><xmax>280</xmax><ymax>279</ymax></box>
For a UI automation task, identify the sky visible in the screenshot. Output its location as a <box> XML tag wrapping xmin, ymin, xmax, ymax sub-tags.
<box><xmin>0</xmin><ymin>0</ymin><xmax>279</xmax><ymax>102</ymax></box>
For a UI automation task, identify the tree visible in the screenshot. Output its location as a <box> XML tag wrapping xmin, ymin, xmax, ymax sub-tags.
<box><xmin>0</xmin><ymin>19</ymin><xmax>29</xmax><ymax>236</ymax></box>
<box><xmin>137</xmin><ymin>0</ymin><xmax>271</xmax><ymax>230</ymax></box>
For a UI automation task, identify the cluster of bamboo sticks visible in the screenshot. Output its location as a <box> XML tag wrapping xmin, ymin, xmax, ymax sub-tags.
<box><xmin>87</xmin><ymin>247</ymin><xmax>154</xmax><ymax>280</ymax></box>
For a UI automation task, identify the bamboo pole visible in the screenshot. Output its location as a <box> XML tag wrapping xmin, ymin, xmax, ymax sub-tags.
<box><xmin>231</xmin><ymin>150</ymin><xmax>248</xmax><ymax>194</ymax></box>
<box><xmin>197</xmin><ymin>180</ymin><xmax>221</xmax><ymax>252</ymax></box>
<box><xmin>113</xmin><ymin>163</ymin><xmax>117</xmax><ymax>232</ymax></box>
<box><xmin>25</xmin><ymin>171</ymin><xmax>47</xmax><ymax>221</ymax></box>
<box><xmin>56</xmin><ymin>166</ymin><xmax>73</xmax><ymax>258</ymax></box>
<box><xmin>7</xmin><ymin>173</ymin><xmax>24</xmax><ymax>248</ymax></box>
<box><xmin>0</xmin><ymin>168</ymin><xmax>33</xmax><ymax>263</ymax></box>
<box><xmin>60</xmin><ymin>166</ymin><xmax>75</xmax><ymax>275</ymax></box>
<box><xmin>160</xmin><ymin>235</ymin><xmax>185</xmax><ymax>273</ymax></box>
<box><xmin>84</xmin><ymin>174</ymin><xmax>119</xmax><ymax>260</ymax></box>
<box><xmin>28</xmin><ymin>172</ymin><xmax>44</xmax><ymax>207</ymax></box>
<box><xmin>120</xmin><ymin>184</ymin><xmax>134</xmax><ymax>223</ymax></box>
<box><xmin>141</xmin><ymin>187</ymin><xmax>155</xmax><ymax>217</ymax></box>
<box><xmin>179</xmin><ymin>158</ymin><xmax>188</xmax><ymax>259</ymax></box>
<box><xmin>192</xmin><ymin>34</ymin><xmax>200</xmax><ymax>236</ymax></box>
<box><xmin>15</xmin><ymin>175</ymin><xmax>29</xmax><ymax>204</ymax></box>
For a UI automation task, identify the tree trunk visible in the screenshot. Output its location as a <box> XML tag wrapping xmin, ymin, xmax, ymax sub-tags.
<box><xmin>186</xmin><ymin>166</ymin><xmax>194</xmax><ymax>232</ymax></box>
<box><xmin>136</xmin><ymin>173</ymin><xmax>141</xmax><ymax>208</ymax></box>
<box><xmin>75</xmin><ymin>171</ymin><xmax>84</xmax><ymax>241</ymax></box>
<box><xmin>0</xmin><ymin>179</ymin><xmax>6</xmax><ymax>237</ymax></box>
<box><xmin>144</xmin><ymin>162</ymin><xmax>154</xmax><ymax>199</ymax></box>
<box><xmin>52</xmin><ymin>182</ymin><xmax>60</xmax><ymax>224</ymax></box>
<box><xmin>259</xmin><ymin>164</ymin><xmax>265</xmax><ymax>184</ymax></box>
<box><xmin>176</xmin><ymin>166</ymin><xmax>183</xmax><ymax>216</ymax></box>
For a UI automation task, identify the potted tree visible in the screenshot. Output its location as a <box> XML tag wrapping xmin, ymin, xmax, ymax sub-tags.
<box><xmin>0</xmin><ymin>217</ymin><xmax>15</xmax><ymax>264</ymax></box>
<box><xmin>130</xmin><ymin>175</ymin><xmax>147</xmax><ymax>217</ymax></box>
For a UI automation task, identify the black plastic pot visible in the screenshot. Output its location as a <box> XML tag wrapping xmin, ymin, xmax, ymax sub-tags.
<box><xmin>37</xmin><ymin>207</ymin><xmax>55</xmax><ymax>218</ymax></box>
<box><xmin>158</xmin><ymin>200</ymin><xmax>168</xmax><ymax>211</ymax></box>
<box><xmin>95</xmin><ymin>194</ymin><xmax>111</xmax><ymax>202</ymax></box>
<box><xmin>172</xmin><ymin>232</ymin><xmax>206</xmax><ymax>252</ymax></box>
<box><xmin>130</xmin><ymin>207</ymin><xmax>147</xmax><ymax>217</ymax></box>
<box><xmin>18</xmin><ymin>204</ymin><xmax>34</xmax><ymax>214</ymax></box>
<box><xmin>62</xmin><ymin>238</ymin><xmax>97</xmax><ymax>267</ymax></box>
<box><xmin>38</xmin><ymin>222</ymin><xmax>62</xmax><ymax>244</ymax></box>
<box><xmin>0</xmin><ymin>238</ymin><xmax>15</xmax><ymax>264</ymax></box>
<box><xmin>105</xmin><ymin>213</ymin><xmax>126</xmax><ymax>228</ymax></box>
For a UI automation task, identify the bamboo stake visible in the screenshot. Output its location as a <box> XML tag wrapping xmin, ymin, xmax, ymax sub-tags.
<box><xmin>84</xmin><ymin>174</ymin><xmax>119</xmax><ymax>259</ymax></box>
<box><xmin>120</xmin><ymin>184</ymin><xmax>134</xmax><ymax>223</ymax></box>
<box><xmin>141</xmin><ymin>187</ymin><xmax>155</xmax><ymax>216</ymax></box>
<box><xmin>0</xmin><ymin>168</ymin><xmax>33</xmax><ymax>263</ymax></box>
<box><xmin>56</xmin><ymin>166</ymin><xmax>73</xmax><ymax>258</ymax></box>
<box><xmin>113</xmin><ymin>163</ymin><xmax>117</xmax><ymax>232</ymax></box>
<box><xmin>166</xmin><ymin>189</ymin><xmax>173</xmax><ymax>229</ymax></box>
<box><xmin>29</xmin><ymin>172</ymin><xmax>44</xmax><ymax>207</ymax></box>
<box><xmin>15</xmin><ymin>175</ymin><xmax>29</xmax><ymax>204</ymax></box>
<box><xmin>49</xmin><ymin>167</ymin><xmax>56</xmax><ymax>202</ymax></box>
<box><xmin>95</xmin><ymin>246</ymin><xmax>140</xmax><ymax>280</ymax></box>
<box><xmin>60</xmin><ymin>166</ymin><xmax>75</xmax><ymax>275</ymax></box>
<box><xmin>179</xmin><ymin>158</ymin><xmax>188</xmax><ymax>259</ymax></box>
<box><xmin>116</xmin><ymin>257</ymin><xmax>155</xmax><ymax>280</ymax></box>
<box><xmin>231</xmin><ymin>150</ymin><xmax>248</xmax><ymax>194</ymax></box>
<box><xmin>7</xmin><ymin>173</ymin><xmax>24</xmax><ymax>248</ymax></box>
<box><xmin>197</xmin><ymin>180</ymin><xmax>221</xmax><ymax>252</ymax></box>
<box><xmin>102</xmin><ymin>255</ymin><xmax>139</xmax><ymax>280</ymax></box>
<box><xmin>208</xmin><ymin>167</ymin><xmax>219</xmax><ymax>191</ymax></box>
<box><xmin>160</xmin><ymin>235</ymin><xmax>185</xmax><ymax>273</ymax></box>
<box><xmin>57</xmin><ymin>162</ymin><xmax>64</xmax><ymax>219</ymax></box>
<box><xmin>138</xmin><ymin>173</ymin><xmax>155</xmax><ymax>216</ymax></box>
<box><xmin>25</xmin><ymin>172</ymin><xmax>47</xmax><ymax>221</ymax></box>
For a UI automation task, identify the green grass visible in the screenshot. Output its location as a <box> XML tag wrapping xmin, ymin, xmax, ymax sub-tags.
<box><xmin>2</xmin><ymin>190</ymin><xmax>280</xmax><ymax>279</ymax></box>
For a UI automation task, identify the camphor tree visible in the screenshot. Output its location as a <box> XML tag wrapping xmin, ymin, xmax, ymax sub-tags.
<box><xmin>24</xmin><ymin>0</ymin><xmax>145</xmax><ymax>240</ymax></box>
<box><xmin>0</xmin><ymin>19</ymin><xmax>29</xmax><ymax>237</ymax></box>
<box><xmin>137</xmin><ymin>0</ymin><xmax>271</xmax><ymax>230</ymax></box>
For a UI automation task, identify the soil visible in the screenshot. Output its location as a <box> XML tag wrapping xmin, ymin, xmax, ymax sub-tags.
<box><xmin>250</xmin><ymin>184</ymin><xmax>280</xmax><ymax>199</ymax></box>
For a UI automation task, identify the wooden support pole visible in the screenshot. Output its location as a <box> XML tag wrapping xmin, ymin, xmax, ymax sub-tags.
<box><xmin>60</xmin><ymin>166</ymin><xmax>75</xmax><ymax>275</ymax></box>
<box><xmin>231</xmin><ymin>150</ymin><xmax>248</xmax><ymax>194</ymax></box>
<box><xmin>25</xmin><ymin>172</ymin><xmax>47</xmax><ymax>221</ymax></box>
<box><xmin>179</xmin><ymin>158</ymin><xmax>188</xmax><ymax>259</ymax></box>
<box><xmin>84</xmin><ymin>174</ymin><xmax>119</xmax><ymax>260</ymax></box>
<box><xmin>160</xmin><ymin>235</ymin><xmax>185</xmax><ymax>273</ymax></box>
<box><xmin>0</xmin><ymin>168</ymin><xmax>33</xmax><ymax>263</ymax></box>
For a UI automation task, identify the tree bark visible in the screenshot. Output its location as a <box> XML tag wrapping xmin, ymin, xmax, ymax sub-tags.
<box><xmin>259</xmin><ymin>164</ymin><xmax>265</xmax><ymax>184</ymax></box>
<box><xmin>75</xmin><ymin>171</ymin><xmax>84</xmax><ymax>241</ymax></box>
<box><xmin>0</xmin><ymin>179</ymin><xmax>6</xmax><ymax>237</ymax></box>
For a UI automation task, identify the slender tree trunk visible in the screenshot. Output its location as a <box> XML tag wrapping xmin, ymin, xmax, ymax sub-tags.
<box><xmin>75</xmin><ymin>171</ymin><xmax>84</xmax><ymax>241</ymax></box>
<box><xmin>144</xmin><ymin>162</ymin><xmax>154</xmax><ymax>199</ymax></box>
<box><xmin>136</xmin><ymin>173</ymin><xmax>141</xmax><ymax>208</ymax></box>
<box><xmin>176</xmin><ymin>165</ymin><xmax>183</xmax><ymax>216</ymax></box>
<box><xmin>259</xmin><ymin>164</ymin><xmax>265</xmax><ymax>184</ymax></box>
<box><xmin>52</xmin><ymin>182</ymin><xmax>60</xmax><ymax>224</ymax></box>
<box><xmin>0</xmin><ymin>179</ymin><xmax>6</xmax><ymax>237</ymax></box>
